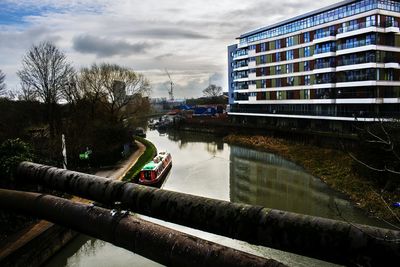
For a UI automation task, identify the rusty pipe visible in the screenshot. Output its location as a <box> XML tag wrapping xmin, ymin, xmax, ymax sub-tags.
<box><xmin>17</xmin><ymin>162</ymin><xmax>400</xmax><ymax>266</ymax></box>
<box><xmin>0</xmin><ymin>188</ymin><xmax>284</xmax><ymax>267</ymax></box>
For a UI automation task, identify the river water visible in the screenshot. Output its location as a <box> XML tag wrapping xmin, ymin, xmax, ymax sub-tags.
<box><xmin>45</xmin><ymin>130</ymin><xmax>384</xmax><ymax>267</ymax></box>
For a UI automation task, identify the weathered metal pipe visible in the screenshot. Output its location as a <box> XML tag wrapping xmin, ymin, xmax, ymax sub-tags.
<box><xmin>17</xmin><ymin>162</ymin><xmax>400</xmax><ymax>266</ymax></box>
<box><xmin>0</xmin><ymin>189</ymin><xmax>284</xmax><ymax>267</ymax></box>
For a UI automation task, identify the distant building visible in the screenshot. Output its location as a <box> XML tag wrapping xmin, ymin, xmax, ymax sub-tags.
<box><xmin>150</xmin><ymin>98</ymin><xmax>186</xmax><ymax>112</ymax></box>
<box><xmin>112</xmin><ymin>80</ymin><xmax>126</xmax><ymax>100</ymax></box>
<box><xmin>228</xmin><ymin>0</ymin><xmax>400</xmax><ymax>130</ymax></box>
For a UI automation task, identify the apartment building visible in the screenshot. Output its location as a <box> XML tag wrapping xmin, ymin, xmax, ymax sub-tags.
<box><xmin>228</xmin><ymin>0</ymin><xmax>400</xmax><ymax>130</ymax></box>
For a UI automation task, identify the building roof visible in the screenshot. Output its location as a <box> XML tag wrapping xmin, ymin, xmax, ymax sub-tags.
<box><xmin>238</xmin><ymin>0</ymin><xmax>357</xmax><ymax>39</ymax></box>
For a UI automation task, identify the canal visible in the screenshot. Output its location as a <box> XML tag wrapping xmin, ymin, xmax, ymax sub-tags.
<box><xmin>44</xmin><ymin>129</ymin><xmax>384</xmax><ymax>267</ymax></box>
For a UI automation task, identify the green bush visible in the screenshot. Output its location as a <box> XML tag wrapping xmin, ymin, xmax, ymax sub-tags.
<box><xmin>0</xmin><ymin>139</ymin><xmax>33</xmax><ymax>185</ymax></box>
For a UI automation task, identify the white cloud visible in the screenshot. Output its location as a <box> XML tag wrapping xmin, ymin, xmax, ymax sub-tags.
<box><xmin>0</xmin><ymin>0</ymin><xmax>338</xmax><ymax>98</ymax></box>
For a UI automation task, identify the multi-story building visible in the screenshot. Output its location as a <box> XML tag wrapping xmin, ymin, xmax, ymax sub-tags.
<box><xmin>228</xmin><ymin>0</ymin><xmax>400</xmax><ymax>130</ymax></box>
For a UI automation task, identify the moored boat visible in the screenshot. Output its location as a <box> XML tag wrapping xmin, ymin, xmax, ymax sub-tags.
<box><xmin>138</xmin><ymin>151</ymin><xmax>172</xmax><ymax>185</ymax></box>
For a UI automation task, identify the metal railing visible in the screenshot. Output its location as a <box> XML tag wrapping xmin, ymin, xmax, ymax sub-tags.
<box><xmin>337</xmin><ymin>21</ymin><xmax>377</xmax><ymax>34</ymax></box>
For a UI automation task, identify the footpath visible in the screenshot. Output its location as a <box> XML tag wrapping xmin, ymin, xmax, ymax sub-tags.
<box><xmin>0</xmin><ymin>141</ymin><xmax>146</xmax><ymax>267</ymax></box>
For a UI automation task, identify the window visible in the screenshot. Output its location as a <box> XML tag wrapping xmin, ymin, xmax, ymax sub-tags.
<box><xmin>305</xmin><ymin>75</ymin><xmax>311</xmax><ymax>85</ymax></box>
<box><xmin>275</xmin><ymin>40</ymin><xmax>281</xmax><ymax>49</ymax></box>
<box><xmin>304</xmin><ymin>32</ymin><xmax>310</xmax><ymax>43</ymax></box>
<box><xmin>276</xmin><ymin>65</ymin><xmax>282</xmax><ymax>74</ymax></box>
<box><xmin>276</xmin><ymin>79</ymin><xmax>282</xmax><ymax>87</ymax></box>
<box><xmin>261</xmin><ymin>80</ymin><xmax>267</xmax><ymax>88</ymax></box>
<box><xmin>304</xmin><ymin>61</ymin><xmax>310</xmax><ymax>71</ymax></box>
<box><xmin>304</xmin><ymin>46</ymin><xmax>311</xmax><ymax>57</ymax></box>
<box><xmin>286</xmin><ymin>36</ymin><xmax>294</xmax><ymax>47</ymax></box>
<box><xmin>260</xmin><ymin>43</ymin><xmax>267</xmax><ymax>52</ymax></box>
<box><xmin>286</xmin><ymin>50</ymin><xmax>294</xmax><ymax>60</ymax></box>
<box><xmin>286</xmin><ymin>64</ymin><xmax>294</xmax><ymax>73</ymax></box>
<box><xmin>276</xmin><ymin>52</ymin><xmax>281</xmax><ymax>62</ymax></box>
<box><xmin>386</xmin><ymin>16</ymin><xmax>396</xmax><ymax>27</ymax></box>
<box><xmin>366</xmin><ymin>15</ymin><xmax>376</xmax><ymax>27</ymax></box>
<box><xmin>366</xmin><ymin>33</ymin><xmax>376</xmax><ymax>45</ymax></box>
<box><xmin>304</xmin><ymin>89</ymin><xmax>310</xmax><ymax>99</ymax></box>
<box><xmin>287</xmin><ymin>77</ymin><xmax>294</xmax><ymax>86</ymax></box>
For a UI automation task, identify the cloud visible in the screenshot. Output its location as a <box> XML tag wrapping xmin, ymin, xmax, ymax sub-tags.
<box><xmin>154</xmin><ymin>53</ymin><xmax>174</xmax><ymax>61</ymax></box>
<box><xmin>0</xmin><ymin>26</ymin><xmax>61</xmax><ymax>49</ymax></box>
<box><xmin>130</xmin><ymin>28</ymin><xmax>210</xmax><ymax>39</ymax></box>
<box><xmin>1</xmin><ymin>0</ymin><xmax>340</xmax><ymax>98</ymax></box>
<box><xmin>72</xmin><ymin>34</ymin><xmax>157</xmax><ymax>57</ymax></box>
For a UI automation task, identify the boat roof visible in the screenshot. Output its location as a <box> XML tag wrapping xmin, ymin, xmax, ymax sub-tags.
<box><xmin>142</xmin><ymin>152</ymin><xmax>170</xmax><ymax>171</ymax></box>
<box><xmin>142</xmin><ymin>161</ymin><xmax>158</xmax><ymax>170</ymax></box>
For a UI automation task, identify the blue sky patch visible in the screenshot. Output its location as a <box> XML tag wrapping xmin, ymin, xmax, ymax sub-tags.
<box><xmin>0</xmin><ymin>2</ymin><xmax>62</xmax><ymax>25</ymax></box>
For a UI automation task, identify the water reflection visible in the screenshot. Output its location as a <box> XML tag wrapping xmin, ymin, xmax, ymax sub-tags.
<box><xmin>229</xmin><ymin>146</ymin><xmax>374</xmax><ymax>223</ymax></box>
<box><xmin>167</xmin><ymin>130</ymin><xmax>224</xmax><ymax>154</ymax></box>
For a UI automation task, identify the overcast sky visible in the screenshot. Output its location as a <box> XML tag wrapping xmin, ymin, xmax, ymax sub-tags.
<box><xmin>0</xmin><ymin>0</ymin><xmax>338</xmax><ymax>99</ymax></box>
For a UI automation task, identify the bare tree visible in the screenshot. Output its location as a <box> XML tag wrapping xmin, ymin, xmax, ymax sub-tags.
<box><xmin>18</xmin><ymin>81</ymin><xmax>38</xmax><ymax>101</ymax></box>
<box><xmin>60</xmin><ymin>74</ymin><xmax>82</xmax><ymax>105</ymax></box>
<box><xmin>79</xmin><ymin>64</ymin><xmax>108</xmax><ymax>117</ymax></box>
<box><xmin>17</xmin><ymin>42</ymin><xmax>74</xmax><ymax>136</ymax></box>
<box><xmin>203</xmin><ymin>84</ymin><xmax>222</xmax><ymax>98</ymax></box>
<box><xmin>0</xmin><ymin>70</ymin><xmax>6</xmax><ymax>96</ymax></box>
<box><xmin>79</xmin><ymin>63</ymin><xmax>151</xmax><ymax>121</ymax></box>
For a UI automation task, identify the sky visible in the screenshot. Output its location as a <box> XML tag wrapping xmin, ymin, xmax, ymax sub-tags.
<box><xmin>0</xmin><ymin>0</ymin><xmax>338</xmax><ymax>99</ymax></box>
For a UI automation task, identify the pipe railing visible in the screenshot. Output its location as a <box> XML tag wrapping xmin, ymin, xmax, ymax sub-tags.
<box><xmin>0</xmin><ymin>189</ymin><xmax>283</xmax><ymax>267</ymax></box>
<box><xmin>16</xmin><ymin>162</ymin><xmax>400</xmax><ymax>266</ymax></box>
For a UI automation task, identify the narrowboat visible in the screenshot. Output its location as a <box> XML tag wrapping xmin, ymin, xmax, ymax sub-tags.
<box><xmin>138</xmin><ymin>152</ymin><xmax>172</xmax><ymax>185</ymax></box>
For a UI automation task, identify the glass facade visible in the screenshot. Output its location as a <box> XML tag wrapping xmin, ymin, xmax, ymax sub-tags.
<box><xmin>240</xmin><ymin>0</ymin><xmax>400</xmax><ymax>45</ymax></box>
<box><xmin>229</xmin><ymin>0</ymin><xmax>400</xmax><ymax>121</ymax></box>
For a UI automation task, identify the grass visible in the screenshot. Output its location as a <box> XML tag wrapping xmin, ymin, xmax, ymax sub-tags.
<box><xmin>122</xmin><ymin>136</ymin><xmax>157</xmax><ymax>182</ymax></box>
<box><xmin>224</xmin><ymin>134</ymin><xmax>400</xmax><ymax>223</ymax></box>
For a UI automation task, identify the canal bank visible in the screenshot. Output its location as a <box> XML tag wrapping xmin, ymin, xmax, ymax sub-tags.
<box><xmin>223</xmin><ymin>134</ymin><xmax>400</xmax><ymax>224</ymax></box>
<box><xmin>0</xmin><ymin>140</ymin><xmax>146</xmax><ymax>267</ymax></box>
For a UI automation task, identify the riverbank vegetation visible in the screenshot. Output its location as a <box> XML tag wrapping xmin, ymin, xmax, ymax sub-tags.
<box><xmin>0</xmin><ymin>42</ymin><xmax>151</xmax><ymax>171</ymax></box>
<box><xmin>122</xmin><ymin>137</ymin><xmax>157</xmax><ymax>182</ymax></box>
<box><xmin>224</xmin><ymin>134</ymin><xmax>400</xmax><ymax>223</ymax></box>
<box><xmin>0</xmin><ymin>42</ymin><xmax>152</xmax><ymax>243</ymax></box>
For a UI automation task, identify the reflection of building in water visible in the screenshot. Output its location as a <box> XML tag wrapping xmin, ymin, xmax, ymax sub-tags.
<box><xmin>167</xmin><ymin>130</ymin><xmax>224</xmax><ymax>152</ymax></box>
<box><xmin>229</xmin><ymin>146</ymin><xmax>345</xmax><ymax>218</ymax></box>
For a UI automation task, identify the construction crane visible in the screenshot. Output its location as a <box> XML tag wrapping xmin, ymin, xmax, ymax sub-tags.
<box><xmin>165</xmin><ymin>69</ymin><xmax>174</xmax><ymax>101</ymax></box>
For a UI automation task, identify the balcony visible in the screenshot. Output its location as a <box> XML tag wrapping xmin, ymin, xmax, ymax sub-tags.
<box><xmin>337</xmin><ymin>57</ymin><xmax>376</xmax><ymax>66</ymax></box>
<box><xmin>233</xmin><ymin>51</ymin><xmax>248</xmax><ymax>59</ymax></box>
<box><xmin>233</xmin><ymin>63</ymin><xmax>248</xmax><ymax>70</ymax></box>
<box><xmin>235</xmin><ymin>85</ymin><xmax>249</xmax><ymax>90</ymax></box>
<box><xmin>314</xmin><ymin>30</ymin><xmax>335</xmax><ymax>40</ymax></box>
<box><xmin>336</xmin><ymin>74</ymin><xmax>377</xmax><ymax>83</ymax></box>
<box><xmin>384</xmin><ymin>21</ymin><xmax>400</xmax><ymax>33</ymax></box>
<box><xmin>233</xmin><ymin>75</ymin><xmax>248</xmax><ymax>81</ymax></box>
<box><xmin>314</xmin><ymin>47</ymin><xmax>336</xmax><ymax>54</ymax></box>
<box><xmin>314</xmin><ymin>62</ymin><xmax>336</xmax><ymax>69</ymax></box>
<box><xmin>337</xmin><ymin>39</ymin><xmax>376</xmax><ymax>51</ymax></box>
<box><xmin>337</xmin><ymin>21</ymin><xmax>377</xmax><ymax>34</ymax></box>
